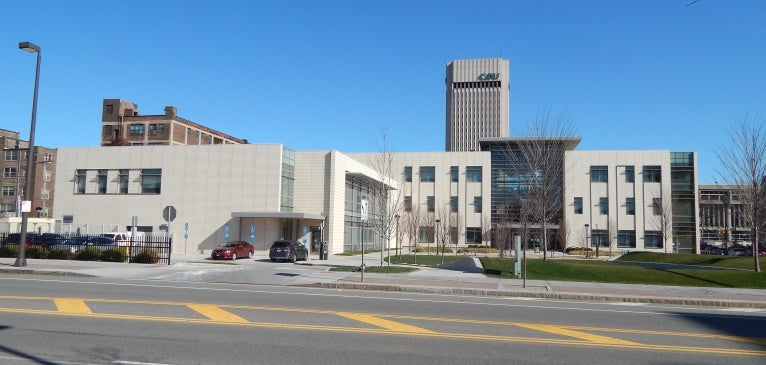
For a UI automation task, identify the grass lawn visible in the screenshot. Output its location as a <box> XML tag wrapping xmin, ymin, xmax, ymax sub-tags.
<box><xmin>617</xmin><ymin>252</ymin><xmax>758</xmax><ymax>270</ymax></box>
<box><xmin>480</xmin><ymin>256</ymin><xmax>766</xmax><ymax>288</ymax></box>
<box><xmin>387</xmin><ymin>254</ymin><xmax>467</xmax><ymax>266</ymax></box>
<box><xmin>329</xmin><ymin>265</ymin><xmax>418</xmax><ymax>273</ymax></box>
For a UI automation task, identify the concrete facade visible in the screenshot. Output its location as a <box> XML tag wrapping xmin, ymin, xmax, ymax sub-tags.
<box><xmin>445</xmin><ymin>58</ymin><xmax>510</xmax><ymax>152</ymax></box>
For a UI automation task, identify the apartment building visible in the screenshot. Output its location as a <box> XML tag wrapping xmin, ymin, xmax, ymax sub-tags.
<box><xmin>100</xmin><ymin>99</ymin><xmax>247</xmax><ymax>146</ymax></box>
<box><xmin>1</xmin><ymin>129</ymin><xmax>56</xmax><ymax>219</ymax></box>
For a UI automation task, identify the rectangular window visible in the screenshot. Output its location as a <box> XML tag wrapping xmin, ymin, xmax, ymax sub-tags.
<box><xmin>626</xmin><ymin>197</ymin><xmax>635</xmax><ymax>215</ymax></box>
<box><xmin>404</xmin><ymin>196</ymin><xmax>412</xmax><ymax>212</ymax></box>
<box><xmin>129</xmin><ymin>124</ymin><xmax>145</xmax><ymax>136</ymax></box>
<box><xmin>0</xmin><ymin>203</ymin><xmax>14</xmax><ymax>213</ymax></box>
<box><xmin>427</xmin><ymin>196</ymin><xmax>435</xmax><ymax>212</ymax></box>
<box><xmin>653</xmin><ymin>198</ymin><xmax>662</xmax><ymax>215</ymax></box>
<box><xmin>450</xmin><ymin>166</ymin><xmax>458</xmax><ymax>182</ymax></box>
<box><xmin>97</xmin><ymin>170</ymin><xmax>107</xmax><ymax>194</ymax></box>
<box><xmin>592</xmin><ymin>230</ymin><xmax>608</xmax><ymax>247</ymax></box>
<box><xmin>450</xmin><ymin>196</ymin><xmax>458</xmax><ymax>213</ymax></box>
<box><xmin>574</xmin><ymin>197</ymin><xmax>583</xmax><ymax>214</ymax></box>
<box><xmin>618</xmin><ymin>230</ymin><xmax>637</xmax><ymax>248</ymax></box>
<box><xmin>404</xmin><ymin>166</ymin><xmax>412</xmax><ymax>182</ymax></box>
<box><xmin>118</xmin><ymin>169</ymin><xmax>129</xmax><ymax>194</ymax></box>
<box><xmin>474</xmin><ymin>196</ymin><xmax>482</xmax><ymax>213</ymax></box>
<box><xmin>644</xmin><ymin>231</ymin><xmax>663</xmax><ymax>248</ymax></box>
<box><xmin>1</xmin><ymin>186</ymin><xmax>14</xmax><ymax>196</ymax></box>
<box><xmin>4</xmin><ymin>150</ymin><xmax>19</xmax><ymax>161</ymax></box>
<box><xmin>105</xmin><ymin>104</ymin><xmax>114</xmax><ymax>114</ymax></box>
<box><xmin>149</xmin><ymin>124</ymin><xmax>158</xmax><ymax>135</ymax></box>
<box><xmin>625</xmin><ymin>166</ymin><xmax>634</xmax><ymax>183</ymax></box>
<box><xmin>158</xmin><ymin>124</ymin><xmax>166</xmax><ymax>133</ymax></box>
<box><xmin>590</xmin><ymin>166</ymin><xmax>608</xmax><ymax>182</ymax></box>
<box><xmin>418</xmin><ymin>226</ymin><xmax>434</xmax><ymax>243</ymax></box>
<box><xmin>103</xmin><ymin>125</ymin><xmax>113</xmax><ymax>138</ymax></box>
<box><xmin>420</xmin><ymin>166</ymin><xmax>435</xmax><ymax>182</ymax></box>
<box><xmin>599</xmin><ymin>197</ymin><xmax>608</xmax><ymax>215</ymax></box>
<box><xmin>75</xmin><ymin>169</ymin><xmax>86</xmax><ymax>194</ymax></box>
<box><xmin>3</xmin><ymin>167</ymin><xmax>16</xmax><ymax>178</ymax></box>
<box><xmin>466</xmin><ymin>166</ymin><xmax>482</xmax><ymax>182</ymax></box>
<box><xmin>140</xmin><ymin>169</ymin><xmax>162</xmax><ymax>194</ymax></box>
<box><xmin>643</xmin><ymin>166</ymin><xmax>661</xmax><ymax>183</ymax></box>
<box><xmin>466</xmin><ymin>227</ymin><xmax>482</xmax><ymax>244</ymax></box>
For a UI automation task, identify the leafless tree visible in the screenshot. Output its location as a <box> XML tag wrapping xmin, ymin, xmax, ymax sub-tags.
<box><xmin>501</xmin><ymin>107</ymin><xmax>576</xmax><ymax>260</ymax></box>
<box><xmin>650</xmin><ymin>196</ymin><xmax>674</xmax><ymax>254</ymax></box>
<box><xmin>716</xmin><ymin>114</ymin><xmax>765</xmax><ymax>272</ymax></box>
<box><xmin>367</xmin><ymin>127</ymin><xmax>403</xmax><ymax>266</ymax></box>
<box><xmin>450</xmin><ymin>211</ymin><xmax>464</xmax><ymax>256</ymax></box>
<box><xmin>403</xmin><ymin>206</ymin><xmax>421</xmax><ymax>262</ymax></box>
<box><xmin>436</xmin><ymin>206</ymin><xmax>451</xmax><ymax>264</ymax></box>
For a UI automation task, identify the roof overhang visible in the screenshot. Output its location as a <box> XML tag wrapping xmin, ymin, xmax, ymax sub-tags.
<box><xmin>231</xmin><ymin>212</ymin><xmax>325</xmax><ymax>220</ymax></box>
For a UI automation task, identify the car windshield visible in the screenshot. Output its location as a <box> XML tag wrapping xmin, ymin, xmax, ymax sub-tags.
<box><xmin>271</xmin><ymin>241</ymin><xmax>291</xmax><ymax>248</ymax></box>
<box><xmin>219</xmin><ymin>242</ymin><xmax>237</xmax><ymax>248</ymax></box>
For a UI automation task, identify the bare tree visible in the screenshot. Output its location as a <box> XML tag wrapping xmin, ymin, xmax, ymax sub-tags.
<box><xmin>436</xmin><ymin>206</ymin><xmax>451</xmax><ymax>264</ymax></box>
<box><xmin>367</xmin><ymin>127</ymin><xmax>403</xmax><ymax>266</ymax></box>
<box><xmin>716</xmin><ymin>114</ymin><xmax>765</xmax><ymax>272</ymax></box>
<box><xmin>450</xmin><ymin>211</ymin><xmax>464</xmax><ymax>256</ymax></box>
<box><xmin>650</xmin><ymin>196</ymin><xmax>674</xmax><ymax>254</ymax></box>
<box><xmin>404</xmin><ymin>206</ymin><xmax>421</xmax><ymax>262</ymax></box>
<box><xmin>501</xmin><ymin>107</ymin><xmax>576</xmax><ymax>260</ymax></box>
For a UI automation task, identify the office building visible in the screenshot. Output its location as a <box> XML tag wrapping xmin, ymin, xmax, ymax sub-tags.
<box><xmin>445</xmin><ymin>58</ymin><xmax>510</xmax><ymax>152</ymax></box>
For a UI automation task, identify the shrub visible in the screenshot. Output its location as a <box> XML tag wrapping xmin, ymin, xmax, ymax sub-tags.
<box><xmin>132</xmin><ymin>249</ymin><xmax>159</xmax><ymax>264</ymax></box>
<box><xmin>100</xmin><ymin>248</ymin><xmax>125</xmax><ymax>262</ymax></box>
<box><xmin>0</xmin><ymin>245</ymin><xmax>18</xmax><ymax>258</ymax></box>
<box><xmin>25</xmin><ymin>247</ymin><xmax>46</xmax><ymax>259</ymax></box>
<box><xmin>47</xmin><ymin>248</ymin><xmax>72</xmax><ymax>260</ymax></box>
<box><xmin>74</xmin><ymin>248</ymin><xmax>101</xmax><ymax>261</ymax></box>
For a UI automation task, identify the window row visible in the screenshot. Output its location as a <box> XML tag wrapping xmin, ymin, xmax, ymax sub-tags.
<box><xmin>574</xmin><ymin>197</ymin><xmax>661</xmax><ymax>215</ymax></box>
<box><xmin>3</xmin><ymin>167</ymin><xmax>26</xmax><ymax>178</ymax></box>
<box><xmin>417</xmin><ymin>226</ymin><xmax>484</xmax><ymax>243</ymax></box>
<box><xmin>74</xmin><ymin>169</ymin><xmax>161</xmax><ymax>195</ymax></box>
<box><xmin>589</xmin><ymin>165</ymin><xmax>662</xmax><ymax>183</ymax></box>
<box><xmin>404</xmin><ymin>166</ymin><xmax>482</xmax><ymax>183</ymax></box>
<box><xmin>404</xmin><ymin>196</ymin><xmax>482</xmax><ymax>213</ymax></box>
<box><xmin>4</xmin><ymin>150</ymin><xmax>28</xmax><ymax>161</ymax></box>
<box><xmin>588</xmin><ymin>230</ymin><xmax>663</xmax><ymax>249</ymax></box>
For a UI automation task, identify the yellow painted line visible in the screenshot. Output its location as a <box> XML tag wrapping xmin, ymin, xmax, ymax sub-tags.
<box><xmin>0</xmin><ymin>307</ymin><xmax>764</xmax><ymax>357</ymax></box>
<box><xmin>53</xmin><ymin>299</ymin><xmax>92</xmax><ymax>314</ymax></box>
<box><xmin>337</xmin><ymin>312</ymin><xmax>435</xmax><ymax>334</ymax></box>
<box><xmin>187</xmin><ymin>304</ymin><xmax>249</xmax><ymax>323</ymax></box>
<box><xmin>557</xmin><ymin>325</ymin><xmax>766</xmax><ymax>346</ymax></box>
<box><xmin>515</xmin><ymin>323</ymin><xmax>640</xmax><ymax>345</ymax></box>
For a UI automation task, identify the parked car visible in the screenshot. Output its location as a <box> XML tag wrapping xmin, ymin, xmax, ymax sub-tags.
<box><xmin>269</xmin><ymin>240</ymin><xmax>308</xmax><ymax>262</ymax></box>
<box><xmin>727</xmin><ymin>247</ymin><xmax>746</xmax><ymax>256</ymax></box>
<box><xmin>704</xmin><ymin>246</ymin><xmax>727</xmax><ymax>255</ymax></box>
<box><xmin>211</xmin><ymin>241</ymin><xmax>254</xmax><ymax>260</ymax></box>
<box><xmin>49</xmin><ymin>236</ymin><xmax>117</xmax><ymax>253</ymax></box>
<box><xmin>1</xmin><ymin>233</ymin><xmax>40</xmax><ymax>247</ymax></box>
<box><xmin>30</xmin><ymin>233</ymin><xmax>66</xmax><ymax>248</ymax></box>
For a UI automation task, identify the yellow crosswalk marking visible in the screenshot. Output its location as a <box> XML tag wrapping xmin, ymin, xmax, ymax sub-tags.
<box><xmin>54</xmin><ymin>299</ymin><xmax>92</xmax><ymax>314</ymax></box>
<box><xmin>337</xmin><ymin>312</ymin><xmax>435</xmax><ymax>334</ymax></box>
<box><xmin>515</xmin><ymin>323</ymin><xmax>640</xmax><ymax>345</ymax></box>
<box><xmin>187</xmin><ymin>304</ymin><xmax>249</xmax><ymax>323</ymax></box>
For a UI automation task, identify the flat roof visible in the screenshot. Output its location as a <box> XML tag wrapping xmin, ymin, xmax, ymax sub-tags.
<box><xmin>231</xmin><ymin>212</ymin><xmax>325</xmax><ymax>220</ymax></box>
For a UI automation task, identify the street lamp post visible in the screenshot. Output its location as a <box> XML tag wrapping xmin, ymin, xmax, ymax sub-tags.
<box><xmin>394</xmin><ymin>214</ymin><xmax>400</xmax><ymax>256</ymax></box>
<box><xmin>584</xmin><ymin>224</ymin><xmax>591</xmax><ymax>258</ymax></box>
<box><xmin>15</xmin><ymin>41</ymin><xmax>41</xmax><ymax>267</ymax></box>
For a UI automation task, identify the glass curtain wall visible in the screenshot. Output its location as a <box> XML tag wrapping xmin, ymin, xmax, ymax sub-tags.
<box><xmin>343</xmin><ymin>175</ymin><xmax>385</xmax><ymax>252</ymax></box>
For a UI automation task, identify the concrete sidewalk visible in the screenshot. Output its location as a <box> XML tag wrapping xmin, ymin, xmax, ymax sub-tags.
<box><xmin>1</xmin><ymin>252</ymin><xmax>765</xmax><ymax>309</ymax></box>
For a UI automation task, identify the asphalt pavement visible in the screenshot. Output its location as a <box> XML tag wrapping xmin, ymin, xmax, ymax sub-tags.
<box><xmin>1</xmin><ymin>251</ymin><xmax>765</xmax><ymax>309</ymax></box>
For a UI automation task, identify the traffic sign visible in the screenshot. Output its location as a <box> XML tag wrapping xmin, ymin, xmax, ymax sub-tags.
<box><xmin>163</xmin><ymin>206</ymin><xmax>177</xmax><ymax>222</ymax></box>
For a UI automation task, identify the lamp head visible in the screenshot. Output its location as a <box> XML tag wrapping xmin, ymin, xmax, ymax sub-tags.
<box><xmin>19</xmin><ymin>42</ymin><xmax>41</xmax><ymax>53</ymax></box>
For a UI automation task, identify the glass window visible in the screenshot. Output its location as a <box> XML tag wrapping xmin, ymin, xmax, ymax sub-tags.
<box><xmin>404</xmin><ymin>196</ymin><xmax>412</xmax><ymax>212</ymax></box>
<box><xmin>450</xmin><ymin>166</ymin><xmax>458</xmax><ymax>182</ymax></box>
<box><xmin>158</xmin><ymin>124</ymin><xmax>165</xmax><ymax>133</ymax></box>
<box><xmin>644</xmin><ymin>231</ymin><xmax>663</xmax><ymax>248</ymax></box>
<box><xmin>118</xmin><ymin>169</ymin><xmax>129</xmax><ymax>194</ymax></box>
<box><xmin>105</xmin><ymin>104</ymin><xmax>114</xmax><ymax>114</ymax></box>
<box><xmin>3</xmin><ymin>167</ymin><xmax>16</xmax><ymax>178</ymax></box>
<box><xmin>653</xmin><ymin>198</ymin><xmax>662</xmax><ymax>215</ymax></box>
<box><xmin>75</xmin><ymin>169</ymin><xmax>86</xmax><ymax>194</ymax></box>
<box><xmin>574</xmin><ymin>197</ymin><xmax>583</xmax><ymax>214</ymax></box>
<box><xmin>418</xmin><ymin>226</ymin><xmax>434</xmax><ymax>243</ymax></box>
<box><xmin>590</xmin><ymin>166</ymin><xmax>608</xmax><ymax>182</ymax></box>
<box><xmin>0</xmin><ymin>203</ymin><xmax>14</xmax><ymax>213</ymax></box>
<box><xmin>149</xmin><ymin>124</ymin><xmax>158</xmax><ymax>135</ymax></box>
<box><xmin>643</xmin><ymin>166</ymin><xmax>661</xmax><ymax>183</ymax></box>
<box><xmin>1</xmin><ymin>186</ymin><xmax>14</xmax><ymax>196</ymax></box>
<box><xmin>129</xmin><ymin>124</ymin><xmax>145</xmax><ymax>136</ymax></box>
<box><xmin>4</xmin><ymin>150</ymin><xmax>19</xmax><ymax>161</ymax></box>
<box><xmin>626</xmin><ymin>197</ymin><xmax>635</xmax><ymax>215</ymax></box>
<box><xmin>140</xmin><ymin>169</ymin><xmax>162</xmax><ymax>194</ymax></box>
<box><xmin>97</xmin><ymin>170</ymin><xmax>107</xmax><ymax>194</ymax></box>
<box><xmin>618</xmin><ymin>230</ymin><xmax>636</xmax><ymax>248</ymax></box>
<box><xmin>420</xmin><ymin>166</ymin><xmax>435</xmax><ymax>182</ymax></box>
<box><xmin>474</xmin><ymin>196</ymin><xmax>482</xmax><ymax>213</ymax></box>
<box><xmin>404</xmin><ymin>166</ymin><xmax>412</xmax><ymax>182</ymax></box>
<box><xmin>427</xmin><ymin>196</ymin><xmax>435</xmax><ymax>212</ymax></box>
<box><xmin>599</xmin><ymin>197</ymin><xmax>608</xmax><ymax>215</ymax></box>
<box><xmin>103</xmin><ymin>125</ymin><xmax>113</xmax><ymax>137</ymax></box>
<box><xmin>466</xmin><ymin>166</ymin><xmax>482</xmax><ymax>182</ymax></box>
<box><xmin>592</xmin><ymin>230</ymin><xmax>608</xmax><ymax>247</ymax></box>
<box><xmin>625</xmin><ymin>166</ymin><xmax>634</xmax><ymax>183</ymax></box>
<box><xmin>466</xmin><ymin>227</ymin><xmax>482</xmax><ymax>244</ymax></box>
<box><xmin>450</xmin><ymin>196</ymin><xmax>458</xmax><ymax>213</ymax></box>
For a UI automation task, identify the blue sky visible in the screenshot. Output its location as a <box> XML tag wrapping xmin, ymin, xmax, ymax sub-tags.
<box><xmin>2</xmin><ymin>0</ymin><xmax>764</xmax><ymax>184</ymax></box>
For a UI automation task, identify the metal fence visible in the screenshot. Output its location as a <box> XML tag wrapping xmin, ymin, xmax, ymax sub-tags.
<box><xmin>0</xmin><ymin>232</ymin><xmax>173</xmax><ymax>265</ymax></box>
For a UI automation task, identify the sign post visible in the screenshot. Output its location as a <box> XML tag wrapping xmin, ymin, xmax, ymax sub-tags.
<box><xmin>360</xmin><ymin>199</ymin><xmax>368</xmax><ymax>282</ymax></box>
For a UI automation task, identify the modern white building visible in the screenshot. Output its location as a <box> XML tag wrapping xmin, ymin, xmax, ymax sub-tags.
<box><xmin>564</xmin><ymin>150</ymin><xmax>700</xmax><ymax>254</ymax></box>
<box><xmin>445</xmin><ymin>58</ymin><xmax>510</xmax><ymax>152</ymax></box>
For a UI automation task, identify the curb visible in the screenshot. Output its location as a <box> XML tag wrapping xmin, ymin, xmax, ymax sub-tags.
<box><xmin>320</xmin><ymin>282</ymin><xmax>766</xmax><ymax>309</ymax></box>
<box><xmin>0</xmin><ymin>268</ymin><xmax>95</xmax><ymax>277</ymax></box>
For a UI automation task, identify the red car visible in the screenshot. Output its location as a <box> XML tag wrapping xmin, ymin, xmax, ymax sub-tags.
<box><xmin>211</xmin><ymin>241</ymin><xmax>254</xmax><ymax>260</ymax></box>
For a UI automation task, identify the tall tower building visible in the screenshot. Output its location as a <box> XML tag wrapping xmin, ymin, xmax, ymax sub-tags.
<box><xmin>445</xmin><ymin>58</ymin><xmax>510</xmax><ymax>151</ymax></box>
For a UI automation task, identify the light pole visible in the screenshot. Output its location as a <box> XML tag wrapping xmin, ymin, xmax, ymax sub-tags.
<box><xmin>15</xmin><ymin>41</ymin><xmax>41</xmax><ymax>267</ymax></box>
<box><xmin>435</xmin><ymin>218</ymin><xmax>441</xmax><ymax>261</ymax></box>
<box><xmin>584</xmin><ymin>224</ymin><xmax>590</xmax><ymax>258</ymax></box>
<box><xmin>394</xmin><ymin>214</ymin><xmax>400</xmax><ymax>256</ymax></box>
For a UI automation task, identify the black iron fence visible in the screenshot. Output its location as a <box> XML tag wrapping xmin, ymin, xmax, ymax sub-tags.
<box><xmin>0</xmin><ymin>232</ymin><xmax>172</xmax><ymax>265</ymax></box>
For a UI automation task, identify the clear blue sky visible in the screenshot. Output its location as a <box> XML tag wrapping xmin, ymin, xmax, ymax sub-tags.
<box><xmin>2</xmin><ymin>0</ymin><xmax>764</xmax><ymax>184</ymax></box>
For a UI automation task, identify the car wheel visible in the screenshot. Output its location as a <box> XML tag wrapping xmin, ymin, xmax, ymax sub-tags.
<box><xmin>247</xmin><ymin>250</ymin><xmax>253</xmax><ymax>259</ymax></box>
<box><xmin>231</xmin><ymin>253</ymin><xmax>237</xmax><ymax>260</ymax></box>
<box><xmin>290</xmin><ymin>253</ymin><xmax>297</xmax><ymax>263</ymax></box>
